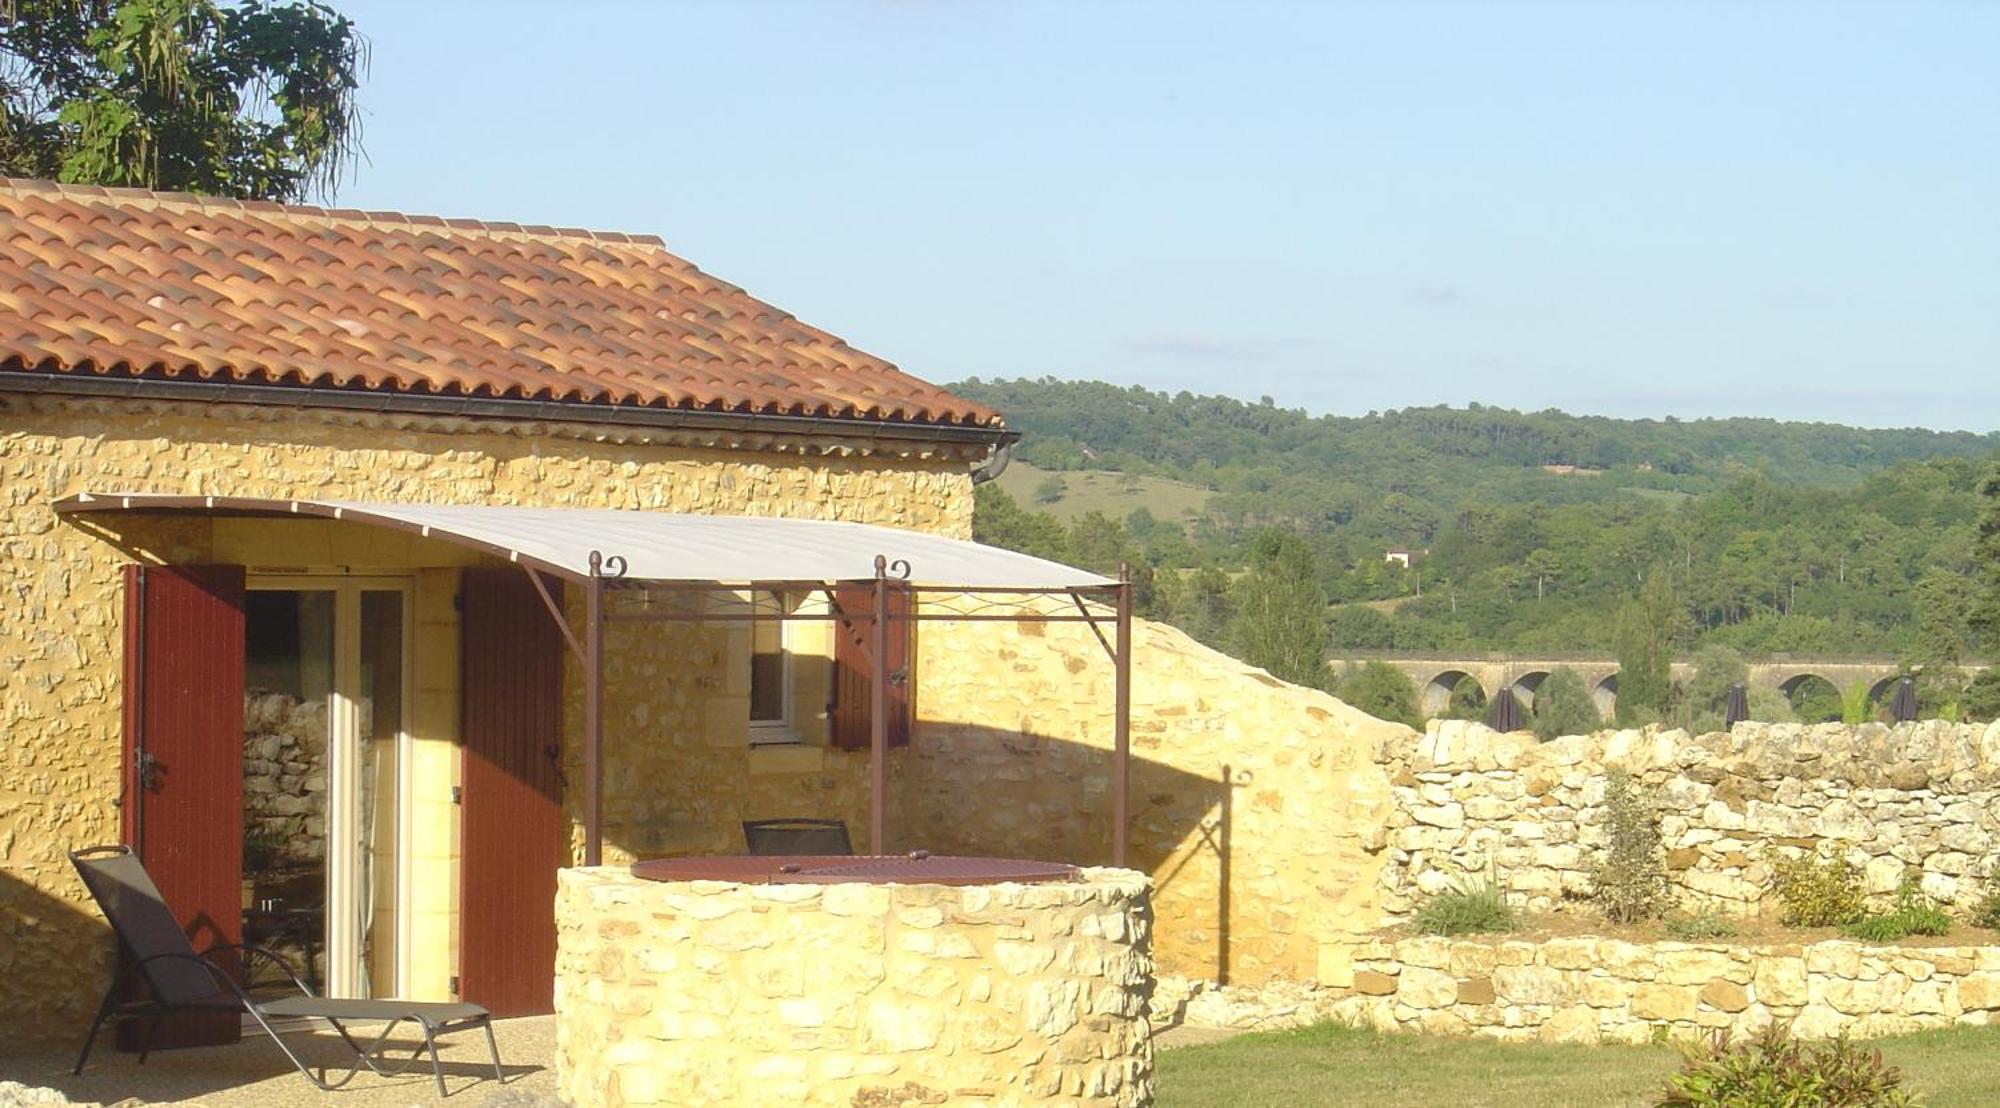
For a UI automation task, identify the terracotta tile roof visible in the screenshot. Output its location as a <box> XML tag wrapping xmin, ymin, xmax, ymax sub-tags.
<box><xmin>0</xmin><ymin>179</ymin><xmax>1000</xmax><ymax>430</ymax></box>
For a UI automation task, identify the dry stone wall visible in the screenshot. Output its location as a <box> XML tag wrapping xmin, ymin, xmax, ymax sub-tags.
<box><xmin>1378</xmin><ymin>719</ymin><xmax>2000</xmax><ymax>921</ymax></box>
<box><xmin>554</xmin><ymin>866</ymin><xmax>1154</xmax><ymax>1108</ymax></box>
<box><xmin>242</xmin><ymin>691</ymin><xmax>328</xmax><ymax>868</ymax></box>
<box><xmin>1327</xmin><ymin>934</ymin><xmax>2000</xmax><ymax>1042</ymax></box>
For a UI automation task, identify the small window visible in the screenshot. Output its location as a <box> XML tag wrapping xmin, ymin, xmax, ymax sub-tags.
<box><xmin>749</xmin><ymin>591</ymin><xmax>794</xmax><ymax>742</ymax></box>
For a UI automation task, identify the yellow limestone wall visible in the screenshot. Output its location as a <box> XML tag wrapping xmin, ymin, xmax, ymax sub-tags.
<box><xmin>1</xmin><ymin>391</ymin><xmax>1414</xmax><ymax>1050</ymax></box>
<box><xmin>554</xmin><ymin>866</ymin><xmax>1155</xmax><ymax>1107</ymax></box>
<box><xmin>0</xmin><ymin>395</ymin><xmax>969</xmax><ymax>1048</ymax></box>
<box><xmin>902</xmin><ymin>616</ymin><xmax>1411</xmax><ymax>985</ymax></box>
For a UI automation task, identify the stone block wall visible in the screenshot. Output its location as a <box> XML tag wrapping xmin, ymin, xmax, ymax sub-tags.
<box><xmin>901</xmin><ymin>617</ymin><xmax>1410</xmax><ymax>985</ymax></box>
<box><xmin>1378</xmin><ymin>719</ymin><xmax>2000</xmax><ymax>921</ymax></box>
<box><xmin>242</xmin><ymin>691</ymin><xmax>328</xmax><ymax>868</ymax></box>
<box><xmin>1326</xmin><ymin>935</ymin><xmax>2000</xmax><ymax>1042</ymax></box>
<box><xmin>554</xmin><ymin>866</ymin><xmax>1154</xmax><ymax>1107</ymax></box>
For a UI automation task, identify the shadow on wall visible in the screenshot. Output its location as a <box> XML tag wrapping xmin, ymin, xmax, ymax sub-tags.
<box><xmin>0</xmin><ymin>864</ymin><xmax>110</xmax><ymax>1055</ymax></box>
<box><xmin>887</xmin><ymin>725</ymin><xmax>1248</xmax><ymax>982</ymax></box>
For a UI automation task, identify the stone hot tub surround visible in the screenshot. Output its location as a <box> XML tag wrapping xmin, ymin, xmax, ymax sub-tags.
<box><xmin>554</xmin><ymin>865</ymin><xmax>1155</xmax><ymax>1108</ymax></box>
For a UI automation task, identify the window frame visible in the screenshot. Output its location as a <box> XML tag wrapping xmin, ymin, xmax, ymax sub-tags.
<box><xmin>747</xmin><ymin>589</ymin><xmax>799</xmax><ymax>745</ymax></box>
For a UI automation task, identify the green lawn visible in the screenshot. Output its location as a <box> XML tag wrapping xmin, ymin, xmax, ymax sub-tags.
<box><xmin>992</xmin><ymin>461</ymin><xmax>1212</xmax><ymax>524</ymax></box>
<box><xmin>1155</xmin><ymin>1023</ymin><xmax>2000</xmax><ymax>1108</ymax></box>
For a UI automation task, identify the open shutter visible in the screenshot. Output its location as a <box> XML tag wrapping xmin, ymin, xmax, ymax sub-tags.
<box><xmin>458</xmin><ymin>569</ymin><xmax>565</xmax><ymax>1017</ymax></box>
<box><xmin>829</xmin><ymin>583</ymin><xmax>914</xmax><ymax>751</ymax></box>
<box><xmin>121</xmin><ymin>563</ymin><xmax>245</xmax><ymax>1051</ymax></box>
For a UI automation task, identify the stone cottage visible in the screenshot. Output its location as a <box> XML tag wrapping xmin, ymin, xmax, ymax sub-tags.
<box><xmin>0</xmin><ymin>179</ymin><xmax>1405</xmax><ymax>1051</ymax></box>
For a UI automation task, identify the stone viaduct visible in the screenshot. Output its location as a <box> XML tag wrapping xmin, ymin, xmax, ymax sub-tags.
<box><xmin>1333</xmin><ymin>654</ymin><xmax>1990</xmax><ymax>717</ymax></box>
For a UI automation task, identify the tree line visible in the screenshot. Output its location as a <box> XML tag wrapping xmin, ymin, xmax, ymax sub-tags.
<box><xmin>964</xmin><ymin>378</ymin><xmax>2000</xmax><ymax>728</ymax></box>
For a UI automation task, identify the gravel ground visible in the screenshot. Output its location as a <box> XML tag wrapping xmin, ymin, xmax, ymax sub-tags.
<box><xmin>1</xmin><ymin>1014</ymin><xmax>1233</xmax><ymax>1106</ymax></box>
<box><xmin>0</xmin><ymin>1017</ymin><xmax>554</xmax><ymax>1107</ymax></box>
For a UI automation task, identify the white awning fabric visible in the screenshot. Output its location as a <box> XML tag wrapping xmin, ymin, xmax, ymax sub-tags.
<box><xmin>55</xmin><ymin>492</ymin><xmax>1114</xmax><ymax>589</ymax></box>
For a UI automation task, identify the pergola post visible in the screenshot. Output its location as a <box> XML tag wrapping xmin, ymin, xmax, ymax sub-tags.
<box><xmin>1113</xmin><ymin>565</ymin><xmax>1132</xmax><ymax>869</ymax></box>
<box><xmin>869</xmin><ymin>555</ymin><xmax>890</xmax><ymax>855</ymax></box>
<box><xmin>584</xmin><ymin>554</ymin><xmax>607</xmax><ymax>867</ymax></box>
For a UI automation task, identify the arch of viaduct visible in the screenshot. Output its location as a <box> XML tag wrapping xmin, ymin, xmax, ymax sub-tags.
<box><xmin>1338</xmin><ymin>656</ymin><xmax>1992</xmax><ymax>718</ymax></box>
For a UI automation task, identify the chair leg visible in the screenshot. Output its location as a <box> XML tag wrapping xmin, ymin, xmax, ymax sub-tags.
<box><xmin>72</xmin><ymin>988</ymin><xmax>119</xmax><ymax>1075</ymax></box>
<box><xmin>135</xmin><ymin>1016</ymin><xmax>159</xmax><ymax>1065</ymax></box>
<box><xmin>421</xmin><ymin>1020</ymin><xmax>447</xmax><ymax>1098</ymax></box>
<box><xmin>482</xmin><ymin>1018</ymin><xmax>506</xmax><ymax>1086</ymax></box>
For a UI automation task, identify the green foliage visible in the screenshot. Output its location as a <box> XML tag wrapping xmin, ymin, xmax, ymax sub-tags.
<box><xmin>1590</xmin><ymin>771</ymin><xmax>1673</xmax><ymax>924</ymax></box>
<box><xmin>1774</xmin><ymin>849</ymin><xmax>1867</xmax><ymax>928</ymax></box>
<box><xmin>0</xmin><ymin>0</ymin><xmax>365</xmax><ymax>201</ymax></box>
<box><xmin>1228</xmin><ymin>528</ymin><xmax>1330</xmax><ymax>688</ymax></box>
<box><xmin>954</xmin><ymin>378</ymin><xmax>2000</xmax><ymax>661</ymax></box>
<box><xmin>1032</xmin><ymin>474</ymin><xmax>1067</xmax><ymax>504</ymax></box>
<box><xmin>1156</xmin><ymin>566</ymin><xmax>1233</xmax><ymax>650</ymax></box>
<box><xmin>1974</xmin><ymin>463</ymin><xmax>2000</xmax><ymax>655</ymax></box>
<box><xmin>1412</xmin><ymin>879</ymin><xmax>1514</xmax><ymax>937</ymax></box>
<box><xmin>1844</xmin><ymin>874</ymin><xmax>1953</xmax><ymax>942</ymax></box>
<box><xmin>1530</xmin><ymin>666</ymin><xmax>1601</xmax><ymax>740</ymax></box>
<box><xmin>1787</xmin><ymin>675</ymin><xmax>1844</xmax><ymax>723</ymax></box>
<box><xmin>1964</xmin><ymin>671</ymin><xmax>2000</xmax><ymax>724</ymax></box>
<box><xmin>1663</xmin><ymin>909</ymin><xmax>1738</xmax><ymax>942</ymax></box>
<box><xmin>1332</xmin><ymin>660</ymin><xmax>1422</xmax><ymax>728</ymax></box>
<box><xmin>1840</xmin><ymin>681</ymin><xmax>1877</xmax><ymax>725</ymax></box>
<box><xmin>1443</xmin><ymin>673</ymin><xmax>1487</xmax><ymax>721</ymax></box>
<box><xmin>1972</xmin><ymin>864</ymin><xmax>2000</xmax><ymax>931</ymax></box>
<box><xmin>1655</xmin><ymin>1024</ymin><xmax>1922</xmax><ymax>1108</ymax></box>
<box><xmin>1615</xmin><ymin>569</ymin><xmax>1681</xmax><ymax>725</ymax></box>
<box><xmin>1677</xmin><ymin>645</ymin><xmax>1747</xmax><ymax>733</ymax></box>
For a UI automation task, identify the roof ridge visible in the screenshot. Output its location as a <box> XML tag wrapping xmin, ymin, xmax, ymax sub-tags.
<box><xmin>0</xmin><ymin>177</ymin><xmax>669</xmax><ymax>249</ymax></box>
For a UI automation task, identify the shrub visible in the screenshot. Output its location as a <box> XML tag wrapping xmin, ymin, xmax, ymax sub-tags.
<box><xmin>1331</xmin><ymin>660</ymin><xmax>1423</xmax><ymax>728</ymax></box>
<box><xmin>1413</xmin><ymin>879</ymin><xmax>1514</xmax><ymax>937</ymax></box>
<box><xmin>1843</xmin><ymin>873</ymin><xmax>1952</xmax><ymax>942</ymax></box>
<box><xmin>1974</xmin><ymin>864</ymin><xmax>2000</xmax><ymax>931</ymax></box>
<box><xmin>1590</xmin><ymin>770</ymin><xmax>1673</xmax><ymax>924</ymax></box>
<box><xmin>1663</xmin><ymin>909</ymin><xmax>1738</xmax><ymax>942</ymax></box>
<box><xmin>1530</xmin><ymin>667</ymin><xmax>1601</xmax><ymax>741</ymax></box>
<box><xmin>1773</xmin><ymin>848</ymin><xmax>1866</xmax><ymax>928</ymax></box>
<box><xmin>1655</xmin><ymin>1023</ymin><xmax>1923</xmax><ymax>1108</ymax></box>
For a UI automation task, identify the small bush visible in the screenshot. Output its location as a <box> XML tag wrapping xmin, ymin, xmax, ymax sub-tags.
<box><xmin>1845</xmin><ymin>874</ymin><xmax>1953</xmax><ymax>941</ymax></box>
<box><xmin>1590</xmin><ymin>770</ymin><xmax>1673</xmax><ymax>924</ymax></box>
<box><xmin>1773</xmin><ymin>849</ymin><xmax>1866</xmax><ymax>928</ymax></box>
<box><xmin>1973</xmin><ymin>864</ymin><xmax>2000</xmax><ymax>931</ymax></box>
<box><xmin>1413</xmin><ymin>880</ymin><xmax>1514</xmax><ymax>937</ymax></box>
<box><xmin>1655</xmin><ymin>1023</ymin><xmax>1923</xmax><ymax>1107</ymax></box>
<box><xmin>1663</xmin><ymin>909</ymin><xmax>1737</xmax><ymax>942</ymax></box>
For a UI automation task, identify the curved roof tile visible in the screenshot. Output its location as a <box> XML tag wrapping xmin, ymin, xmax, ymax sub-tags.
<box><xmin>0</xmin><ymin>179</ymin><xmax>1000</xmax><ymax>430</ymax></box>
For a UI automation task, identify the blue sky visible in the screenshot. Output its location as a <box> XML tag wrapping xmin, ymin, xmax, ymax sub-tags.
<box><xmin>334</xmin><ymin>0</ymin><xmax>1997</xmax><ymax>431</ymax></box>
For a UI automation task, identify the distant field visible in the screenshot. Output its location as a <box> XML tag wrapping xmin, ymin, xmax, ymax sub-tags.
<box><xmin>994</xmin><ymin>461</ymin><xmax>1213</xmax><ymax>525</ymax></box>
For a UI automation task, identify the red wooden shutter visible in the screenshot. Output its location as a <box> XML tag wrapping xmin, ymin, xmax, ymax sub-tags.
<box><xmin>829</xmin><ymin>583</ymin><xmax>914</xmax><ymax>751</ymax></box>
<box><xmin>121</xmin><ymin>564</ymin><xmax>245</xmax><ymax>1051</ymax></box>
<box><xmin>458</xmin><ymin>569</ymin><xmax>565</xmax><ymax>1017</ymax></box>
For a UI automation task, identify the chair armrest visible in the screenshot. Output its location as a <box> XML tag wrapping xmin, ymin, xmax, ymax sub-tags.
<box><xmin>201</xmin><ymin>942</ymin><xmax>317</xmax><ymax>997</ymax></box>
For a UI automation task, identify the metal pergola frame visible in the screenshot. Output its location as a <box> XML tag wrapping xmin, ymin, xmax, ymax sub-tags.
<box><xmin>532</xmin><ymin>551</ymin><xmax>1134</xmax><ymax>866</ymax></box>
<box><xmin>54</xmin><ymin>494</ymin><xmax>1136</xmax><ymax>867</ymax></box>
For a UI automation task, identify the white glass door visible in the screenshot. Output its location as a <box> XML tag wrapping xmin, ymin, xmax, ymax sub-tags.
<box><xmin>246</xmin><ymin>577</ymin><xmax>411</xmax><ymax>1000</ymax></box>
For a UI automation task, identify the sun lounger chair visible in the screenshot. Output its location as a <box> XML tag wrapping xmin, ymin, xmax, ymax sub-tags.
<box><xmin>742</xmin><ymin>817</ymin><xmax>854</xmax><ymax>855</ymax></box>
<box><xmin>69</xmin><ymin>845</ymin><xmax>504</xmax><ymax>1096</ymax></box>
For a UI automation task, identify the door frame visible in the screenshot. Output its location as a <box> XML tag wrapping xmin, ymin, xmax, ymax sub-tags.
<box><xmin>244</xmin><ymin>574</ymin><xmax>415</xmax><ymax>1000</ymax></box>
